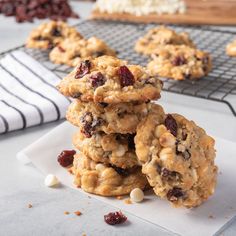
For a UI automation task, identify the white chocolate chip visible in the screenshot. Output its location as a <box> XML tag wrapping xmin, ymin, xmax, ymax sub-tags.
<box><xmin>114</xmin><ymin>145</ymin><xmax>126</xmax><ymax>157</ymax></box>
<box><xmin>159</xmin><ymin>132</ymin><xmax>176</xmax><ymax>147</ymax></box>
<box><xmin>191</xmin><ymin>169</ymin><xmax>198</xmax><ymax>182</ymax></box>
<box><xmin>44</xmin><ymin>174</ymin><xmax>59</xmax><ymax>187</ymax></box>
<box><xmin>155</xmin><ymin>125</ymin><xmax>167</xmax><ymax>138</ymax></box>
<box><xmin>159</xmin><ymin>147</ymin><xmax>174</xmax><ymax>162</ymax></box>
<box><xmin>95</xmin><ymin>163</ymin><xmax>106</xmax><ymax>172</ymax></box>
<box><xmin>130</xmin><ymin>188</ymin><xmax>144</xmax><ymax>203</ymax></box>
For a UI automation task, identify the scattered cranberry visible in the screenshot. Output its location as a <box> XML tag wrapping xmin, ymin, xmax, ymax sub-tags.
<box><xmin>57</xmin><ymin>150</ymin><xmax>75</xmax><ymax>167</ymax></box>
<box><xmin>90</xmin><ymin>72</ymin><xmax>106</xmax><ymax>88</ymax></box>
<box><xmin>0</xmin><ymin>0</ymin><xmax>79</xmax><ymax>23</ymax></box>
<box><xmin>164</xmin><ymin>114</ymin><xmax>178</xmax><ymax>137</ymax></box>
<box><xmin>104</xmin><ymin>211</ymin><xmax>127</xmax><ymax>225</ymax></box>
<box><xmin>167</xmin><ymin>187</ymin><xmax>184</xmax><ymax>202</ymax></box>
<box><xmin>118</xmin><ymin>66</ymin><xmax>135</xmax><ymax>87</ymax></box>
<box><xmin>75</xmin><ymin>60</ymin><xmax>91</xmax><ymax>79</ymax></box>
<box><xmin>172</xmin><ymin>55</ymin><xmax>186</xmax><ymax>66</ymax></box>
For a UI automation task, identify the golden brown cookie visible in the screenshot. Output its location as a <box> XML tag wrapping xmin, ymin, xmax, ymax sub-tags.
<box><xmin>66</xmin><ymin>100</ymin><xmax>151</xmax><ymax>135</ymax></box>
<box><xmin>49</xmin><ymin>37</ymin><xmax>116</xmax><ymax>66</ymax></box>
<box><xmin>147</xmin><ymin>45</ymin><xmax>212</xmax><ymax>80</ymax></box>
<box><xmin>71</xmin><ymin>154</ymin><xmax>148</xmax><ymax>196</ymax></box>
<box><xmin>26</xmin><ymin>21</ymin><xmax>82</xmax><ymax>49</ymax></box>
<box><xmin>226</xmin><ymin>39</ymin><xmax>236</xmax><ymax>57</ymax></box>
<box><xmin>135</xmin><ymin>26</ymin><xmax>195</xmax><ymax>55</ymax></box>
<box><xmin>135</xmin><ymin>103</ymin><xmax>218</xmax><ymax>208</ymax></box>
<box><xmin>73</xmin><ymin>130</ymin><xmax>139</xmax><ymax>169</ymax></box>
<box><xmin>57</xmin><ymin>56</ymin><xmax>163</xmax><ymax>103</ymax></box>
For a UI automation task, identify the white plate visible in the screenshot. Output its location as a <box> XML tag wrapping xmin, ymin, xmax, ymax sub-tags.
<box><xmin>17</xmin><ymin>121</ymin><xmax>236</xmax><ymax>236</ymax></box>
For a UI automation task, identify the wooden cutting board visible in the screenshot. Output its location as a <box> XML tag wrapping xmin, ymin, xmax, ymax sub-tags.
<box><xmin>91</xmin><ymin>0</ymin><xmax>236</xmax><ymax>25</ymax></box>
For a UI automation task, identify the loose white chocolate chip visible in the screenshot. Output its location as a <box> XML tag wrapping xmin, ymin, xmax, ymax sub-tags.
<box><xmin>44</xmin><ymin>174</ymin><xmax>59</xmax><ymax>187</ymax></box>
<box><xmin>155</xmin><ymin>125</ymin><xmax>167</xmax><ymax>138</ymax></box>
<box><xmin>130</xmin><ymin>188</ymin><xmax>144</xmax><ymax>203</ymax></box>
<box><xmin>95</xmin><ymin>163</ymin><xmax>106</xmax><ymax>172</ymax></box>
<box><xmin>159</xmin><ymin>132</ymin><xmax>176</xmax><ymax>147</ymax></box>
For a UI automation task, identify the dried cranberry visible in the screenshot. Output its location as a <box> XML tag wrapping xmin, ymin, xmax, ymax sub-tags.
<box><xmin>127</xmin><ymin>134</ymin><xmax>135</xmax><ymax>150</ymax></box>
<box><xmin>75</xmin><ymin>60</ymin><xmax>91</xmax><ymax>79</ymax></box>
<box><xmin>111</xmin><ymin>165</ymin><xmax>129</xmax><ymax>176</ymax></box>
<box><xmin>90</xmin><ymin>72</ymin><xmax>106</xmax><ymax>88</ymax></box>
<box><xmin>167</xmin><ymin>187</ymin><xmax>184</xmax><ymax>202</ymax></box>
<box><xmin>172</xmin><ymin>55</ymin><xmax>186</xmax><ymax>66</ymax></box>
<box><xmin>118</xmin><ymin>66</ymin><xmax>135</xmax><ymax>87</ymax></box>
<box><xmin>99</xmin><ymin>102</ymin><xmax>108</xmax><ymax>108</ymax></box>
<box><xmin>58</xmin><ymin>46</ymin><xmax>65</xmax><ymax>52</ymax></box>
<box><xmin>52</xmin><ymin>28</ymin><xmax>61</xmax><ymax>37</ymax></box>
<box><xmin>104</xmin><ymin>211</ymin><xmax>127</xmax><ymax>225</ymax></box>
<box><xmin>165</xmin><ymin>114</ymin><xmax>178</xmax><ymax>137</ymax></box>
<box><xmin>161</xmin><ymin>168</ymin><xmax>180</xmax><ymax>180</ymax></box>
<box><xmin>57</xmin><ymin>150</ymin><xmax>76</xmax><ymax>167</ymax></box>
<box><xmin>2</xmin><ymin>3</ymin><xmax>15</xmax><ymax>16</ymax></box>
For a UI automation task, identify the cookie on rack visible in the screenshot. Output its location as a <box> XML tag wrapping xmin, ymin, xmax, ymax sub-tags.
<box><xmin>147</xmin><ymin>45</ymin><xmax>212</xmax><ymax>80</ymax></box>
<box><xmin>135</xmin><ymin>103</ymin><xmax>218</xmax><ymax>208</ymax></box>
<box><xmin>67</xmin><ymin>100</ymin><xmax>151</xmax><ymax>135</ymax></box>
<box><xmin>73</xmin><ymin>130</ymin><xmax>139</xmax><ymax>169</ymax></box>
<box><xmin>71</xmin><ymin>154</ymin><xmax>148</xmax><ymax>196</ymax></box>
<box><xmin>49</xmin><ymin>37</ymin><xmax>116</xmax><ymax>67</ymax></box>
<box><xmin>26</xmin><ymin>21</ymin><xmax>82</xmax><ymax>49</ymax></box>
<box><xmin>135</xmin><ymin>26</ymin><xmax>195</xmax><ymax>55</ymax></box>
<box><xmin>226</xmin><ymin>39</ymin><xmax>236</xmax><ymax>57</ymax></box>
<box><xmin>57</xmin><ymin>55</ymin><xmax>163</xmax><ymax>103</ymax></box>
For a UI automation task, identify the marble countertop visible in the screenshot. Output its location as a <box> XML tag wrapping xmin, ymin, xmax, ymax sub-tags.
<box><xmin>0</xmin><ymin>2</ymin><xmax>235</xmax><ymax>236</ymax></box>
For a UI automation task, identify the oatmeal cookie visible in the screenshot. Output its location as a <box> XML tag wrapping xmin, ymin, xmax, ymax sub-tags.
<box><xmin>135</xmin><ymin>26</ymin><xmax>195</xmax><ymax>55</ymax></box>
<box><xmin>49</xmin><ymin>37</ymin><xmax>116</xmax><ymax>67</ymax></box>
<box><xmin>57</xmin><ymin>56</ymin><xmax>163</xmax><ymax>103</ymax></box>
<box><xmin>135</xmin><ymin>104</ymin><xmax>218</xmax><ymax>208</ymax></box>
<box><xmin>26</xmin><ymin>21</ymin><xmax>82</xmax><ymax>49</ymax></box>
<box><xmin>71</xmin><ymin>154</ymin><xmax>148</xmax><ymax>196</ymax></box>
<box><xmin>147</xmin><ymin>45</ymin><xmax>212</xmax><ymax>80</ymax></box>
<box><xmin>67</xmin><ymin>100</ymin><xmax>151</xmax><ymax>135</ymax></box>
<box><xmin>226</xmin><ymin>39</ymin><xmax>236</xmax><ymax>57</ymax></box>
<box><xmin>72</xmin><ymin>130</ymin><xmax>139</xmax><ymax>169</ymax></box>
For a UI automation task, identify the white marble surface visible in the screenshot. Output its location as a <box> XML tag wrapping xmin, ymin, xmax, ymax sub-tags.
<box><xmin>0</xmin><ymin>2</ymin><xmax>236</xmax><ymax>236</ymax></box>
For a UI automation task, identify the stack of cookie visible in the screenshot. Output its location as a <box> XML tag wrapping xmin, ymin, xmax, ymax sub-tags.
<box><xmin>57</xmin><ymin>55</ymin><xmax>163</xmax><ymax>196</ymax></box>
<box><xmin>135</xmin><ymin>26</ymin><xmax>212</xmax><ymax>81</ymax></box>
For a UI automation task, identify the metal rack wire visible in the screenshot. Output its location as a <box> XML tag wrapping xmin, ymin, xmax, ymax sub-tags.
<box><xmin>1</xmin><ymin>20</ymin><xmax>236</xmax><ymax>116</ymax></box>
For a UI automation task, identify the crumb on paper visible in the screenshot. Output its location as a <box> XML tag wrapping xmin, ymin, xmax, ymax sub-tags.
<box><xmin>64</xmin><ymin>211</ymin><xmax>70</xmax><ymax>215</ymax></box>
<box><xmin>28</xmin><ymin>204</ymin><xmax>33</xmax><ymax>208</ymax></box>
<box><xmin>74</xmin><ymin>211</ymin><xmax>82</xmax><ymax>216</ymax></box>
<box><xmin>208</xmin><ymin>215</ymin><xmax>214</xmax><ymax>219</ymax></box>
<box><xmin>68</xmin><ymin>168</ymin><xmax>73</xmax><ymax>174</ymax></box>
<box><xmin>82</xmin><ymin>234</ymin><xmax>86</xmax><ymax>236</ymax></box>
<box><xmin>124</xmin><ymin>198</ymin><xmax>132</xmax><ymax>204</ymax></box>
<box><xmin>116</xmin><ymin>196</ymin><xmax>123</xmax><ymax>200</ymax></box>
<box><xmin>88</xmin><ymin>196</ymin><xmax>91</xmax><ymax>199</ymax></box>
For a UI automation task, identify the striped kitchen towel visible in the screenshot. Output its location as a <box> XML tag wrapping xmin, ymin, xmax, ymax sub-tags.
<box><xmin>0</xmin><ymin>50</ymin><xmax>70</xmax><ymax>134</ymax></box>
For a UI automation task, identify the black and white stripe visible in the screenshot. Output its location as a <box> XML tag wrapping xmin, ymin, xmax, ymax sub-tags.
<box><xmin>0</xmin><ymin>50</ymin><xmax>70</xmax><ymax>134</ymax></box>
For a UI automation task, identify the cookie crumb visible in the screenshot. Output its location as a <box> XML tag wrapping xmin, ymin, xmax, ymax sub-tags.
<box><xmin>124</xmin><ymin>198</ymin><xmax>132</xmax><ymax>204</ymax></box>
<box><xmin>28</xmin><ymin>204</ymin><xmax>33</xmax><ymax>208</ymax></box>
<box><xmin>82</xmin><ymin>233</ymin><xmax>86</xmax><ymax>236</ymax></box>
<box><xmin>64</xmin><ymin>211</ymin><xmax>70</xmax><ymax>215</ymax></box>
<box><xmin>116</xmin><ymin>196</ymin><xmax>123</xmax><ymax>200</ymax></box>
<box><xmin>68</xmin><ymin>168</ymin><xmax>73</xmax><ymax>174</ymax></box>
<box><xmin>74</xmin><ymin>211</ymin><xmax>82</xmax><ymax>216</ymax></box>
<box><xmin>208</xmin><ymin>215</ymin><xmax>214</xmax><ymax>219</ymax></box>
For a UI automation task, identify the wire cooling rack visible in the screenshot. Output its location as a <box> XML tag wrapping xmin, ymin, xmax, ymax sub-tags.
<box><xmin>1</xmin><ymin>20</ymin><xmax>236</xmax><ymax>116</ymax></box>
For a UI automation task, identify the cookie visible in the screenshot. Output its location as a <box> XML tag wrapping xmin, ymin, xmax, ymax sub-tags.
<box><xmin>147</xmin><ymin>45</ymin><xmax>212</xmax><ymax>80</ymax></box>
<box><xmin>135</xmin><ymin>26</ymin><xmax>195</xmax><ymax>55</ymax></box>
<box><xmin>57</xmin><ymin>55</ymin><xmax>163</xmax><ymax>103</ymax></box>
<box><xmin>226</xmin><ymin>39</ymin><xmax>236</xmax><ymax>57</ymax></box>
<box><xmin>67</xmin><ymin>100</ymin><xmax>151</xmax><ymax>135</ymax></box>
<box><xmin>26</xmin><ymin>21</ymin><xmax>82</xmax><ymax>49</ymax></box>
<box><xmin>49</xmin><ymin>37</ymin><xmax>116</xmax><ymax>67</ymax></box>
<box><xmin>72</xmin><ymin>130</ymin><xmax>139</xmax><ymax>169</ymax></box>
<box><xmin>135</xmin><ymin>104</ymin><xmax>218</xmax><ymax>208</ymax></box>
<box><xmin>71</xmin><ymin>154</ymin><xmax>148</xmax><ymax>196</ymax></box>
